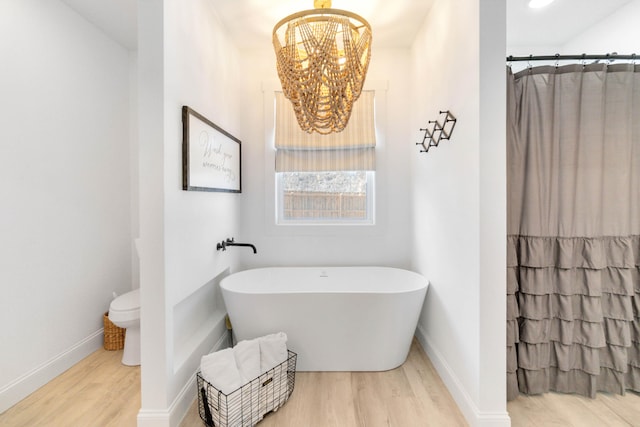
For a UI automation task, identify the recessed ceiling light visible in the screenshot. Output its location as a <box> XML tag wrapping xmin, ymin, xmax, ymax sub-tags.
<box><xmin>528</xmin><ymin>0</ymin><xmax>555</xmax><ymax>8</ymax></box>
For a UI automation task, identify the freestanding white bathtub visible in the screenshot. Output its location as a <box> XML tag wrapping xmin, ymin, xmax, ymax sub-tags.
<box><xmin>220</xmin><ymin>267</ymin><xmax>428</xmax><ymax>371</ymax></box>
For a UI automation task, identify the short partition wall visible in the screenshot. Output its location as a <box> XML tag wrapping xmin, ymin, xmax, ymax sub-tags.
<box><xmin>173</xmin><ymin>271</ymin><xmax>230</xmax><ymax>376</ymax></box>
<box><xmin>145</xmin><ymin>269</ymin><xmax>233</xmax><ymax>427</ymax></box>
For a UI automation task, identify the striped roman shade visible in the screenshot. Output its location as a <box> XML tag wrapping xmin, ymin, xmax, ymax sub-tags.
<box><xmin>275</xmin><ymin>91</ymin><xmax>376</xmax><ymax>172</ymax></box>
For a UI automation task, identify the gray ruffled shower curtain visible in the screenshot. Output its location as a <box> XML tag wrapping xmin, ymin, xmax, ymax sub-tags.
<box><xmin>506</xmin><ymin>63</ymin><xmax>640</xmax><ymax>400</ymax></box>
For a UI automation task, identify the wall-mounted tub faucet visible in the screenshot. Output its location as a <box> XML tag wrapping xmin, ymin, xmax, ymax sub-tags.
<box><xmin>216</xmin><ymin>238</ymin><xmax>257</xmax><ymax>254</ymax></box>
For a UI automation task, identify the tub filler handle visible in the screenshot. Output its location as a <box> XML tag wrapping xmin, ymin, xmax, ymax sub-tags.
<box><xmin>216</xmin><ymin>238</ymin><xmax>257</xmax><ymax>254</ymax></box>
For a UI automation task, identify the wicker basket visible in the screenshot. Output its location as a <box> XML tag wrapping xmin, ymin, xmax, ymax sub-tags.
<box><xmin>103</xmin><ymin>312</ymin><xmax>125</xmax><ymax>351</ymax></box>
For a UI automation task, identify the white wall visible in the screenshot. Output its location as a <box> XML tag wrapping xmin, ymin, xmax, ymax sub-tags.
<box><xmin>0</xmin><ymin>0</ymin><xmax>132</xmax><ymax>412</ymax></box>
<box><xmin>562</xmin><ymin>0</ymin><xmax>640</xmax><ymax>54</ymax></box>
<box><xmin>137</xmin><ymin>0</ymin><xmax>242</xmax><ymax>424</ymax></box>
<box><xmin>238</xmin><ymin>46</ymin><xmax>413</xmax><ymax>270</ymax></box>
<box><xmin>410</xmin><ymin>0</ymin><xmax>509</xmax><ymax>425</ymax></box>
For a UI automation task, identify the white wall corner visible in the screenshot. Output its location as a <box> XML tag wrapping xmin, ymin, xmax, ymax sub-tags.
<box><xmin>0</xmin><ymin>330</ymin><xmax>103</xmax><ymax>414</ymax></box>
<box><xmin>415</xmin><ymin>326</ymin><xmax>511</xmax><ymax>427</ymax></box>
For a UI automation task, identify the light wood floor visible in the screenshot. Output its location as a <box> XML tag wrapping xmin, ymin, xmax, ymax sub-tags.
<box><xmin>2</xmin><ymin>341</ymin><xmax>639</xmax><ymax>427</ymax></box>
<box><xmin>181</xmin><ymin>339</ymin><xmax>467</xmax><ymax>427</ymax></box>
<box><xmin>508</xmin><ymin>390</ymin><xmax>640</xmax><ymax>427</ymax></box>
<box><xmin>0</xmin><ymin>349</ymin><xmax>140</xmax><ymax>427</ymax></box>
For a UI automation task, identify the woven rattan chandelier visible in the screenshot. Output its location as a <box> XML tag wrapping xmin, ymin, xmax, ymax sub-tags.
<box><xmin>272</xmin><ymin>0</ymin><xmax>372</xmax><ymax>134</ymax></box>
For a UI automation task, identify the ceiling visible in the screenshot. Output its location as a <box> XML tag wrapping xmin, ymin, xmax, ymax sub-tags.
<box><xmin>506</xmin><ymin>0</ymin><xmax>633</xmax><ymax>48</ymax></box>
<box><xmin>60</xmin><ymin>0</ymin><xmax>633</xmax><ymax>52</ymax></box>
<box><xmin>211</xmin><ymin>0</ymin><xmax>435</xmax><ymax>49</ymax></box>
<box><xmin>60</xmin><ymin>0</ymin><xmax>137</xmax><ymax>50</ymax></box>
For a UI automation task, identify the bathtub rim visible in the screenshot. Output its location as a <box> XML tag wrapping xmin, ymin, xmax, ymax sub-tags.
<box><xmin>220</xmin><ymin>266</ymin><xmax>430</xmax><ymax>295</ymax></box>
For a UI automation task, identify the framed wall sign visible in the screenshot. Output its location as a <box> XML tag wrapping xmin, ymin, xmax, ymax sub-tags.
<box><xmin>182</xmin><ymin>106</ymin><xmax>241</xmax><ymax>193</ymax></box>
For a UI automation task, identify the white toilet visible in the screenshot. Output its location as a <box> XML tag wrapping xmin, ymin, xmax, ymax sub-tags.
<box><xmin>108</xmin><ymin>288</ymin><xmax>140</xmax><ymax>366</ymax></box>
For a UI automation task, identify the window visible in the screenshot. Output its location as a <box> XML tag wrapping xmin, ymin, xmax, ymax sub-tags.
<box><xmin>276</xmin><ymin>171</ymin><xmax>375</xmax><ymax>224</ymax></box>
<box><xmin>274</xmin><ymin>91</ymin><xmax>377</xmax><ymax>225</ymax></box>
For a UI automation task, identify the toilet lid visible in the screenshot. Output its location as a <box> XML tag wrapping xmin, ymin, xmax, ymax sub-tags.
<box><xmin>110</xmin><ymin>288</ymin><xmax>140</xmax><ymax>312</ymax></box>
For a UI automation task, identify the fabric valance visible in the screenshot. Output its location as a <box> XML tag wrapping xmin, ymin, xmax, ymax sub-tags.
<box><xmin>275</xmin><ymin>91</ymin><xmax>376</xmax><ymax>172</ymax></box>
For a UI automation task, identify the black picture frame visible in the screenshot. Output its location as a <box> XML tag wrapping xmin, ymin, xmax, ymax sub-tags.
<box><xmin>182</xmin><ymin>106</ymin><xmax>241</xmax><ymax>193</ymax></box>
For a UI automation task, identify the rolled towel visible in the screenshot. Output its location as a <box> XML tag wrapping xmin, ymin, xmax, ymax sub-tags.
<box><xmin>258</xmin><ymin>332</ymin><xmax>288</xmax><ymax>373</ymax></box>
<box><xmin>233</xmin><ymin>338</ymin><xmax>261</xmax><ymax>383</ymax></box>
<box><xmin>200</xmin><ymin>347</ymin><xmax>242</xmax><ymax>395</ymax></box>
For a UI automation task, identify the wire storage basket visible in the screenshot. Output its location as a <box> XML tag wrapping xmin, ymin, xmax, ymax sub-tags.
<box><xmin>197</xmin><ymin>350</ymin><xmax>297</xmax><ymax>427</ymax></box>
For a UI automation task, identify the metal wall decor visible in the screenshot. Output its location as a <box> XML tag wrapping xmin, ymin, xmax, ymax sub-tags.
<box><xmin>416</xmin><ymin>110</ymin><xmax>457</xmax><ymax>153</ymax></box>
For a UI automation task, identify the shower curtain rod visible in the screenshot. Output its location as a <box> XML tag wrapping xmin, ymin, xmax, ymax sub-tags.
<box><xmin>507</xmin><ymin>53</ymin><xmax>637</xmax><ymax>62</ymax></box>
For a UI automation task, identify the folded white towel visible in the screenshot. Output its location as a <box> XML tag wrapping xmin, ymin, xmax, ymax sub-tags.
<box><xmin>201</xmin><ymin>333</ymin><xmax>290</xmax><ymax>419</ymax></box>
<box><xmin>258</xmin><ymin>332</ymin><xmax>288</xmax><ymax>373</ymax></box>
<box><xmin>233</xmin><ymin>338</ymin><xmax>261</xmax><ymax>384</ymax></box>
<box><xmin>200</xmin><ymin>347</ymin><xmax>242</xmax><ymax>395</ymax></box>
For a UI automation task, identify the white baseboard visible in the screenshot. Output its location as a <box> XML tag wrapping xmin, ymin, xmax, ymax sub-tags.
<box><xmin>414</xmin><ymin>325</ymin><xmax>511</xmax><ymax>427</ymax></box>
<box><xmin>136</xmin><ymin>410</ymin><xmax>171</xmax><ymax>427</ymax></box>
<box><xmin>137</xmin><ymin>329</ymin><xmax>229</xmax><ymax>427</ymax></box>
<box><xmin>0</xmin><ymin>329</ymin><xmax>104</xmax><ymax>414</ymax></box>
